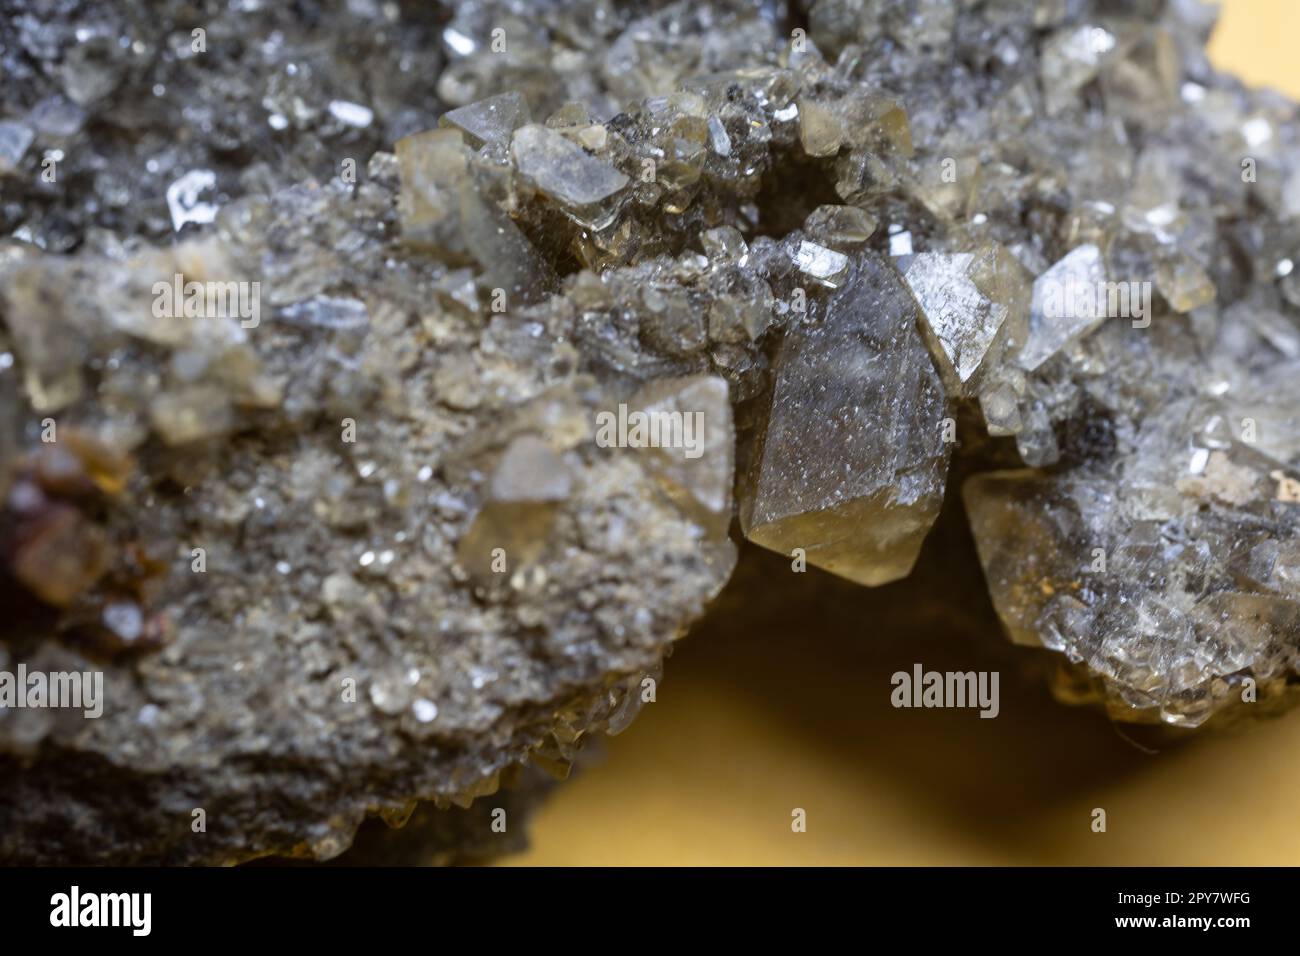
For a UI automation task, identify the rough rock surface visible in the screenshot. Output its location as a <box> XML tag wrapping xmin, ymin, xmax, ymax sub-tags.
<box><xmin>2</xmin><ymin>0</ymin><xmax>1300</xmax><ymax>863</ymax></box>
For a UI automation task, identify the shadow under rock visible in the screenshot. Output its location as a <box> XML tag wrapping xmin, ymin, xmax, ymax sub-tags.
<box><xmin>670</xmin><ymin>488</ymin><xmax>1195</xmax><ymax>846</ymax></box>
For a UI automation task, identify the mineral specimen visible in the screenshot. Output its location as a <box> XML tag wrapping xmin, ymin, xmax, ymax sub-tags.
<box><xmin>2</xmin><ymin>0</ymin><xmax>1300</xmax><ymax>865</ymax></box>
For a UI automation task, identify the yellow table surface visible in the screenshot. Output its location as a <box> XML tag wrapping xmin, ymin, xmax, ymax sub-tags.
<box><xmin>504</xmin><ymin>0</ymin><xmax>1300</xmax><ymax>866</ymax></box>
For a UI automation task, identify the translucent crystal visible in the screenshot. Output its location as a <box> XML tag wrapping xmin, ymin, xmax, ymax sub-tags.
<box><xmin>627</xmin><ymin>375</ymin><xmax>734</xmax><ymax>538</ymax></box>
<box><xmin>1156</xmin><ymin>256</ymin><xmax>1216</xmax><ymax>312</ymax></box>
<box><xmin>741</xmin><ymin>255</ymin><xmax>950</xmax><ymax>586</ymax></box>
<box><xmin>457</xmin><ymin>434</ymin><xmax>572</xmax><ymax>581</ymax></box>
<box><xmin>803</xmin><ymin>205</ymin><xmax>878</xmax><ymax>248</ymax></box>
<box><xmin>440</xmin><ymin>91</ymin><xmax>531</xmax><ymax>148</ymax></box>
<box><xmin>797</xmin><ymin>99</ymin><xmax>843</xmax><ymax>157</ymax></box>
<box><xmin>1041</xmin><ymin>24</ymin><xmax>1122</xmax><ymax>115</ymax></box>
<box><xmin>149</xmin><ymin>386</ymin><xmax>235</xmax><ymax>446</ymax></box>
<box><xmin>1016</xmin><ymin>244</ymin><xmax>1109</xmax><ymax>371</ymax></box>
<box><xmin>903</xmin><ymin>242</ymin><xmax>1029</xmax><ymax>393</ymax></box>
<box><xmin>791</xmin><ymin>239</ymin><xmax>849</xmax><ymax>288</ymax></box>
<box><xmin>0</xmin><ymin>121</ymin><xmax>34</xmax><ymax>176</ymax></box>
<box><xmin>511</xmin><ymin>123</ymin><xmax>629</xmax><ymax>225</ymax></box>
<box><xmin>397</xmin><ymin>128</ymin><xmax>552</xmax><ymax>301</ymax></box>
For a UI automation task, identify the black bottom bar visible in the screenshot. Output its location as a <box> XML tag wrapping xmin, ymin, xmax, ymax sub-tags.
<box><xmin>0</xmin><ymin>866</ymin><xmax>1276</xmax><ymax>940</ymax></box>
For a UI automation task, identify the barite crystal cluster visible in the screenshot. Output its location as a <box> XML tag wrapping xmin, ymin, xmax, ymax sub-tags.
<box><xmin>1</xmin><ymin>0</ymin><xmax>1299</xmax><ymax>863</ymax></box>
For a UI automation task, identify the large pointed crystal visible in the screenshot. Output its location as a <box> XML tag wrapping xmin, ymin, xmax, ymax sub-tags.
<box><xmin>741</xmin><ymin>254</ymin><xmax>951</xmax><ymax>586</ymax></box>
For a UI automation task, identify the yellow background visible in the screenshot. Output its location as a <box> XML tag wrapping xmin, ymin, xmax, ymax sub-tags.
<box><xmin>505</xmin><ymin>0</ymin><xmax>1300</xmax><ymax>866</ymax></box>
